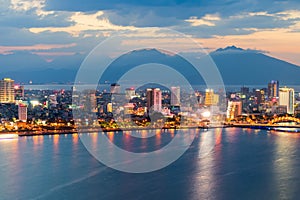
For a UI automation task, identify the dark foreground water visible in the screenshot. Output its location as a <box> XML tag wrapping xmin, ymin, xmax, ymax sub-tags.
<box><xmin>1</xmin><ymin>128</ymin><xmax>300</xmax><ymax>200</ymax></box>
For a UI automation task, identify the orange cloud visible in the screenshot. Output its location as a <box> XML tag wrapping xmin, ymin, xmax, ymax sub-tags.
<box><xmin>29</xmin><ymin>11</ymin><xmax>137</xmax><ymax>37</ymax></box>
<box><xmin>198</xmin><ymin>28</ymin><xmax>300</xmax><ymax>66</ymax></box>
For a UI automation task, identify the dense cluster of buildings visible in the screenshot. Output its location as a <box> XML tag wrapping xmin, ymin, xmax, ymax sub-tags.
<box><xmin>0</xmin><ymin>77</ymin><xmax>299</xmax><ymax>131</ymax></box>
<box><xmin>226</xmin><ymin>80</ymin><xmax>298</xmax><ymax>121</ymax></box>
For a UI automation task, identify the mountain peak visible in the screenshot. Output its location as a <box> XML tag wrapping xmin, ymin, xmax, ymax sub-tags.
<box><xmin>215</xmin><ymin>45</ymin><xmax>245</xmax><ymax>52</ymax></box>
<box><xmin>126</xmin><ymin>48</ymin><xmax>176</xmax><ymax>56</ymax></box>
<box><xmin>212</xmin><ymin>45</ymin><xmax>269</xmax><ymax>55</ymax></box>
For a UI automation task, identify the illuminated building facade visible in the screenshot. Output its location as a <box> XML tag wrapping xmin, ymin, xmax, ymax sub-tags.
<box><xmin>107</xmin><ymin>103</ymin><xmax>113</xmax><ymax>113</ymax></box>
<box><xmin>255</xmin><ymin>89</ymin><xmax>265</xmax><ymax>104</ymax></box>
<box><xmin>89</xmin><ymin>93</ymin><xmax>97</xmax><ymax>112</ymax></box>
<box><xmin>18</xmin><ymin>104</ymin><xmax>27</xmax><ymax>122</ymax></box>
<box><xmin>171</xmin><ymin>86</ymin><xmax>180</xmax><ymax>106</ymax></box>
<box><xmin>49</xmin><ymin>94</ymin><xmax>58</xmax><ymax>107</ymax></box>
<box><xmin>227</xmin><ymin>101</ymin><xmax>242</xmax><ymax>120</ymax></box>
<box><xmin>268</xmin><ymin>80</ymin><xmax>279</xmax><ymax>100</ymax></box>
<box><xmin>0</xmin><ymin>78</ymin><xmax>15</xmax><ymax>103</ymax></box>
<box><xmin>204</xmin><ymin>89</ymin><xmax>214</xmax><ymax>106</ymax></box>
<box><xmin>204</xmin><ymin>89</ymin><xmax>219</xmax><ymax>106</ymax></box>
<box><xmin>279</xmin><ymin>87</ymin><xmax>294</xmax><ymax>114</ymax></box>
<box><xmin>147</xmin><ymin>88</ymin><xmax>162</xmax><ymax>112</ymax></box>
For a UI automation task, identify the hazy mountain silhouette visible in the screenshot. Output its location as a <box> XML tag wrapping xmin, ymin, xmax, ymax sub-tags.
<box><xmin>1</xmin><ymin>46</ymin><xmax>300</xmax><ymax>85</ymax></box>
<box><xmin>210</xmin><ymin>45</ymin><xmax>300</xmax><ymax>85</ymax></box>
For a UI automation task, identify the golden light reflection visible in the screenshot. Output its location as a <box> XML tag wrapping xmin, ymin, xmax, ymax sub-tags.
<box><xmin>107</xmin><ymin>132</ymin><xmax>114</xmax><ymax>142</ymax></box>
<box><xmin>155</xmin><ymin>129</ymin><xmax>162</xmax><ymax>146</ymax></box>
<box><xmin>87</xmin><ymin>132</ymin><xmax>99</xmax><ymax>150</ymax></box>
<box><xmin>195</xmin><ymin>130</ymin><xmax>216</xmax><ymax>199</ymax></box>
<box><xmin>72</xmin><ymin>134</ymin><xmax>79</xmax><ymax>145</ymax></box>
<box><xmin>53</xmin><ymin>134</ymin><xmax>59</xmax><ymax>152</ymax></box>
<box><xmin>124</xmin><ymin>131</ymin><xmax>130</xmax><ymax>140</ymax></box>
<box><xmin>91</xmin><ymin>132</ymin><xmax>98</xmax><ymax>143</ymax></box>
<box><xmin>141</xmin><ymin>130</ymin><xmax>147</xmax><ymax>138</ymax></box>
<box><xmin>273</xmin><ymin>133</ymin><xmax>298</xmax><ymax>199</ymax></box>
<box><xmin>215</xmin><ymin>128</ymin><xmax>222</xmax><ymax>145</ymax></box>
<box><xmin>169</xmin><ymin>129</ymin><xmax>175</xmax><ymax>138</ymax></box>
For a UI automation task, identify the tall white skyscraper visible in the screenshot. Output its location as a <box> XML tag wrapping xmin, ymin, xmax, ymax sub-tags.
<box><xmin>0</xmin><ymin>78</ymin><xmax>15</xmax><ymax>103</ymax></box>
<box><xmin>279</xmin><ymin>87</ymin><xmax>294</xmax><ymax>114</ymax></box>
<box><xmin>147</xmin><ymin>88</ymin><xmax>162</xmax><ymax>112</ymax></box>
<box><xmin>171</xmin><ymin>86</ymin><xmax>180</xmax><ymax>106</ymax></box>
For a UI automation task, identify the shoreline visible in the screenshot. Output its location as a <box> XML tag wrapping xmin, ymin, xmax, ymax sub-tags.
<box><xmin>1</xmin><ymin>124</ymin><xmax>299</xmax><ymax>137</ymax></box>
<box><xmin>1</xmin><ymin>125</ymin><xmax>225</xmax><ymax>137</ymax></box>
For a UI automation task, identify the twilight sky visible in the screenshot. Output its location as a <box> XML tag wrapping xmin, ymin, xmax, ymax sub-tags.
<box><xmin>1</xmin><ymin>0</ymin><xmax>300</xmax><ymax>72</ymax></box>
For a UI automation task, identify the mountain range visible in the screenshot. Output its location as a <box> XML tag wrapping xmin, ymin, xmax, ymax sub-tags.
<box><xmin>1</xmin><ymin>46</ymin><xmax>300</xmax><ymax>85</ymax></box>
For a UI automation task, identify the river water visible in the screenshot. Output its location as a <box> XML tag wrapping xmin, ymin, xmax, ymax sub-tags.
<box><xmin>0</xmin><ymin>128</ymin><xmax>300</xmax><ymax>200</ymax></box>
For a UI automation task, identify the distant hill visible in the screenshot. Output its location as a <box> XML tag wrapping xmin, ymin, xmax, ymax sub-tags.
<box><xmin>210</xmin><ymin>46</ymin><xmax>300</xmax><ymax>85</ymax></box>
<box><xmin>1</xmin><ymin>46</ymin><xmax>300</xmax><ymax>85</ymax></box>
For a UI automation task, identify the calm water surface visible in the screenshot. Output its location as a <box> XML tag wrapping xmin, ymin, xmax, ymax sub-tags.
<box><xmin>1</xmin><ymin>128</ymin><xmax>300</xmax><ymax>200</ymax></box>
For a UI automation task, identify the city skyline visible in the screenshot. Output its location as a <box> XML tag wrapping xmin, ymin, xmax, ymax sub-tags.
<box><xmin>2</xmin><ymin>1</ymin><xmax>300</xmax><ymax>199</ymax></box>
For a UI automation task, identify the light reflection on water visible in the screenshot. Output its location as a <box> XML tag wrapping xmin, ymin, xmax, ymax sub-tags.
<box><xmin>273</xmin><ymin>133</ymin><xmax>299</xmax><ymax>199</ymax></box>
<box><xmin>0</xmin><ymin>128</ymin><xmax>300</xmax><ymax>200</ymax></box>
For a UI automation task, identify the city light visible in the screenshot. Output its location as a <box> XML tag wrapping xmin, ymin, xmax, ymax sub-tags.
<box><xmin>201</xmin><ymin>111</ymin><xmax>211</xmax><ymax>118</ymax></box>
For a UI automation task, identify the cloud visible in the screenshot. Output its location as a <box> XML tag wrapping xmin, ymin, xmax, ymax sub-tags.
<box><xmin>43</xmin><ymin>0</ymin><xmax>300</xmax><ymax>18</ymax></box>
<box><xmin>198</xmin><ymin>28</ymin><xmax>300</xmax><ymax>65</ymax></box>
<box><xmin>185</xmin><ymin>14</ymin><xmax>221</xmax><ymax>27</ymax></box>
<box><xmin>31</xmin><ymin>52</ymin><xmax>77</xmax><ymax>56</ymax></box>
<box><xmin>177</xmin><ymin>10</ymin><xmax>300</xmax><ymax>39</ymax></box>
<box><xmin>0</xmin><ymin>43</ymin><xmax>77</xmax><ymax>55</ymax></box>
<box><xmin>29</xmin><ymin>11</ymin><xmax>137</xmax><ymax>37</ymax></box>
<box><xmin>1</xmin><ymin>0</ymin><xmax>300</xmax><ymax>69</ymax></box>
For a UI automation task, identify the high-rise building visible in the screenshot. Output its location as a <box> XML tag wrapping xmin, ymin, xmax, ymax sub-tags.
<box><xmin>227</xmin><ymin>101</ymin><xmax>242</xmax><ymax>120</ymax></box>
<box><xmin>107</xmin><ymin>103</ymin><xmax>113</xmax><ymax>113</ymax></box>
<box><xmin>0</xmin><ymin>78</ymin><xmax>15</xmax><ymax>103</ymax></box>
<box><xmin>204</xmin><ymin>89</ymin><xmax>219</xmax><ymax>106</ymax></box>
<box><xmin>204</xmin><ymin>89</ymin><xmax>214</xmax><ymax>106</ymax></box>
<box><xmin>213</xmin><ymin>93</ymin><xmax>219</xmax><ymax>105</ymax></box>
<box><xmin>125</xmin><ymin>88</ymin><xmax>135</xmax><ymax>99</ymax></box>
<box><xmin>255</xmin><ymin>89</ymin><xmax>265</xmax><ymax>104</ymax></box>
<box><xmin>171</xmin><ymin>86</ymin><xmax>180</xmax><ymax>106</ymax></box>
<box><xmin>147</xmin><ymin>88</ymin><xmax>162</xmax><ymax>112</ymax></box>
<box><xmin>89</xmin><ymin>93</ymin><xmax>97</xmax><ymax>112</ymax></box>
<box><xmin>82</xmin><ymin>90</ymin><xmax>97</xmax><ymax>112</ymax></box>
<box><xmin>49</xmin><ymin>94</ymin><xmax>58</xmax><ymax>108</ymax></box>
<box><xmin>14</xmin><ymin>85</ymin><xmax>24</xmax><ymax>100</ymax></box>
<box><xmin>268</xmin><ymin>80</ymin><xmax>279</xmax><ymax>100</ymax></box>
<box><xmin>18</xmin><ymin>104</ymin><xmax>27</xmax><ymax>122</ymax></box>
<box><xmin>279</xmin><ymin>87</ymin><xmax>294</xmax><ymax>114</ymax></box>
<box><xmin>110</xmin><ymin>83</ymin><xmax>120</xmax><ymax>94</ymax></box>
